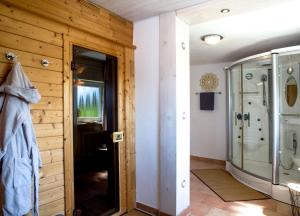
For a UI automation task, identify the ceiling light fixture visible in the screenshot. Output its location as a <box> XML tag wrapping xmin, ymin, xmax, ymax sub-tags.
<box><xmin>221</xmin><ymin>8</ymin><xmax>230</xmax><ymax>13</ymax></box>
<box><xmin>201</xmin><ymin>34</ymin><xmax>223</xmax><ymax>45</ymax></box>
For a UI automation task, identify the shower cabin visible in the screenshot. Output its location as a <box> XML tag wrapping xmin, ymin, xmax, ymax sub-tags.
<box><xmin>227</xmin><ymin>45</ymin><xmax>300</xmax><ymax>203</ymax></box>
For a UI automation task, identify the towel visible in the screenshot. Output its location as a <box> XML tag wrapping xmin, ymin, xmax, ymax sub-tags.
<box><xmin>200</xmin><ymin>92</ymin><xmax>214</xmax><ymax>110</ymax></box>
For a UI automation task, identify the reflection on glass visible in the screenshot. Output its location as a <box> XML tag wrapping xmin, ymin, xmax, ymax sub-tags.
<box><xmin>285</xmin><ymin>76</ymin><xmax>297</xmax><ymax>107</ymax></box>
<box><xmin>230</xmin><ymin>65</ymin><xmax>242</xmax><ymax>168</ymax></box>
<box><xmin>279</xmin><ymin>53</ymin><xmax>300</xmax><ymax>186</ymax></box>
<box><xmin>242</xmin><ymin>57</ymin><xmax>272</xmax><ymax>180</ymax></box>
<box><xmin>77</xmin><ymin>85</ymin><xmax>103</xmax><ymax>121</ymax></box>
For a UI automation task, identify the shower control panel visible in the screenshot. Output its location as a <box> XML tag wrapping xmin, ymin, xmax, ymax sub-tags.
<box><xmin>236</xmin><ymin>113</ymin><xmax>243</xmax><ymax>120</ymax></box>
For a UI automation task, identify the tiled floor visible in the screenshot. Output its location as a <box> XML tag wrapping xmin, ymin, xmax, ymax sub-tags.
<box><xmin>128</xmin><ymin>159</ymin><xmax>293</xmax><ymax>216</ymax></box>
<box><xmin>190</xmin><ymin>159</ymin><xmax>293</xmax><ymax>216</ymax></box>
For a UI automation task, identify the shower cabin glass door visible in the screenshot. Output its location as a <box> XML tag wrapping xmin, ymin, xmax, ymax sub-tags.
<box><xmin>230</xmin><ymin>65</ymin><xmax>242</xmax><ymax>168</ymax></box>
<box><xmin>230</xmin><ymin>56</ymin><xmax>272</xmax><ymax>180</ymax></box>
<box><xmin>278</xmin><ymin>52</ymin><xmax>300</xmax><ymax>186</ymax></box>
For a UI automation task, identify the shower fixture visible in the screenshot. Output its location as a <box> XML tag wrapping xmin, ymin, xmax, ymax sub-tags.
<box><xmin>287</xmin><ymin>66</ymin><xmax>294</xmax><ymax>74</ymax></box>
<box><xmin>293</xmin><ymin>132</ymin><xmax>298</xmax><ymax>155</ymax></box>
<box><xmin>261</xmin><ymin>74</ymin><xmax>267</xmax><ymax>106</ymax></box>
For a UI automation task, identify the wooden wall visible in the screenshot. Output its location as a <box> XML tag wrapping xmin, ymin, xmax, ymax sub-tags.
<box><xmin>0</xmin><ymin>0</ymin><xmax>135</xmax><ymax>215</ymax></box>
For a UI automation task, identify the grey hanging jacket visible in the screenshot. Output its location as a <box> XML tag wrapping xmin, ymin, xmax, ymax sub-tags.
<box><xmin>0</xmin><ymin>62</ymin><xmax>42</xmax><ymax>216</ymax></box>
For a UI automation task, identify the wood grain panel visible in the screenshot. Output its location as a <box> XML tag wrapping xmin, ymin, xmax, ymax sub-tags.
<box><xmin>40</xmin><ymin>149</ymin><xmax>63</xmax><ymax>165</ymax></box>
<box><xmin>0</xmin><ymin>0</ymin><xmax>135</xmax><ymax>215</ymax></box>
<box><xmin>0</xmin><ymin>47</ymin><xmax>63</xmax><ymax>72</ymax></box>
<box><xmin>39</xmin><ymin>186</ymin><xmax>64</xmax><ymax>205</ymax></box>
<box><xmin>1</xmin><ymin>0</ymin><xmax>133</xmax><ymax>47</ymax></box>
<box><xmin>31</xmin><ymin>96</ymin><xmax>63</xmax><ymax>111</ymax></box>
<box><xmin>0</xmin><ymin>30</ymin><xmax>62</xmax><ymax>59</ymax></box>
<box><xmin>39</xmin><ymin>199</ymin><xmax>65</xmax><ymax>216</ymax></box>
<box><xmin>34</xmin><ymin>123</ymin><xmax>63</xmax><ymax>138</ymax></box>
<box><xmin>67</xmin><ymin>28</ymin><xmax>123</xmax><ymax>57</ymax></box>
<box><xmin>41</xmin><ymin>162</ymin><xmax>64</xmax><ymax>178</ymax></box>
<box><xmin>40</xmin><ymin>150</ymin><xmax>52</xmax><ymax>164</ymax></box>
<box><xmin>0</xmin><ymin>3</ymin><xmax>67</xmax><ymax>40</ymax></box>
<box><xmin>63</xmin><ymin>35</ymin><xmax>74</xmax><ymax>216</ymax></box>
<box><xmin>0</xmin><ymin>62</ymin><xmax>62</xmax><ymax>84</ymax></box>
<box><xmin>37</xmin><ymin>136</ymin><xmax>63</xmax><ymax>151</ymax></box>
<box><xmin>0</xmin><ymin>14</ymin><xmax>63</xmax><ymax>46</ymax></box>
<box><xmin>39</xmin><ymin>175</ymin><xmax>64</xmax><ymax>192</ymax></box>
<box><xmin>32</xmin><ymin>82</ymin><xmax>62</xmax><ymax>97</ymax></box>
<box><xmin>124</xmin><ymin>47</ymin><xmax>136</xmax><ymax>210</ymax></box>
<box><xmin>116</xmin><ymin>53</ymin><xmax>127</xmax><ymax>215</ymax></box>
<box><xmin>31</xmin><ymin>110</ymin><xmax>63</xmax><ymax>124</ymax></box>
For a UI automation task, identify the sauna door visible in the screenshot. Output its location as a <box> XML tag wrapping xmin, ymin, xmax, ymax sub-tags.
<box><xmin>72</xmin><ymin>45</ymin><xmax>119</xmax><ymax>216</ymax></box>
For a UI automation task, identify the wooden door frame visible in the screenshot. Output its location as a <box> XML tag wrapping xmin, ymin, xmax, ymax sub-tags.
<box><xmin>63</xmin><ymin>34</ymin><xmax>131</xmax><ymax>216</ymax></box>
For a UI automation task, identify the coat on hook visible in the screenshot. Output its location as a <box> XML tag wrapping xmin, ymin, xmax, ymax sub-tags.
<box><xmin>0</xmin><ymin>62</ymin><xmax>42</xmax><ymax>216</ymax></box>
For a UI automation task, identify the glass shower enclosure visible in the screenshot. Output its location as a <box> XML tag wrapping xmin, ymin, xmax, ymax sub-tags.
<box><xmin>229</xmin><ymin>55</ymin><xmax>272</xmax><ymax>180</ymax></box>
<box><xmin>227</xmin><ymin>46</ymin><xmax>300</xmax><ymax>198</ymax></box>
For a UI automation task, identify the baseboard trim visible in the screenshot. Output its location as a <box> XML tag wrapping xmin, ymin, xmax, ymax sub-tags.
<box><xmin>136</xmin><ymin>202</ymin><xmax>190</xmax><ymax>216</ymax></box>
<box><xmin>136</xmin><ymin>202</ymin><xmax>159</xmax><ymax>215</ymax></box>
<box><xmin>190</xmin><ymin>155</ymin><xmax>226</xmax><ymax>165</ymax></box>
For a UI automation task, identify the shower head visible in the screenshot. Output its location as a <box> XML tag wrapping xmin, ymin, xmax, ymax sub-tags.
<box><xmin>261</xmin><ymin>74</ymin><xmax>268</xmax><ymax>82</ymax></box>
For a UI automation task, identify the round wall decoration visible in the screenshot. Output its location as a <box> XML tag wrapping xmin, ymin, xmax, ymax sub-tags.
<box><xmin>200</xmin><ymin>73</ymin><xmax>219</xmax><ymax>91</ymax></box>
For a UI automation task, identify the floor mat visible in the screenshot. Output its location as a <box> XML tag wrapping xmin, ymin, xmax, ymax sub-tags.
<box><xmin>191</xmin><ymin>169</ymin><xmax>269</xmax><ymax>202</ymax></box>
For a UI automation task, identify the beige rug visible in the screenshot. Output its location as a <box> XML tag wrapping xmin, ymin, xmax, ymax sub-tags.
<box><xmin>192</xmin><ymin>169</ymin><xmax>269</xmax><ymax>202</ymax></box>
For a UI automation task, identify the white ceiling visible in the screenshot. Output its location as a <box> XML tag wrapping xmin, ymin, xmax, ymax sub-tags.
<box><xmin>178</xmin><ymin>0</ymin><xmax>300</xmax><ymax>65</ymax></box>
<box><xmin>89</xmin><ymin>0</ymin><xmax>210</xmax><ymax>21</ymax></box>
<box><xmin>89</xmin><ymin>0</ymin><xmax>300</xmax><ymax>65</ymax></box>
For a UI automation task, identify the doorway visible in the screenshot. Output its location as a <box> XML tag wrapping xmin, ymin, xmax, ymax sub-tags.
<box><xmin>72</xmin><ymin>45</ymin><xmax>119</xmax><ymax>215</ymax></box>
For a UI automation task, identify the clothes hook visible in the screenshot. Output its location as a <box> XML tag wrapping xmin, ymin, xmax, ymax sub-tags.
<box><xmin>5</xmin><ymin>52</ymin><xmax>16</xmax><ymax>61</ymax></box>
<box><xmin>41</xmin><ymin>59</ymin><xmax>51</xmax><ymax>67</ymax></box>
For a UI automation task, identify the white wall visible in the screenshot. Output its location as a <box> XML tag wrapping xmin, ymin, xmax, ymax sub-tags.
<box><xmin>190</xmin><ymin>62</ymin><xmax>230</xmax><ymax>161</ymax></box>
<box><xmin>159</xmin><ymin>12</ymin><xmax>190</xmax><ymax>215</ymax></box>
<box><xmin>175</xmin><ymin>16</ymin><xmax>190</xmax><ymax>215</ymax></box>
<box><xmin>134</xmin><ymin>16</ymin><xmax>159</xmax><ymax>209</ymax></box>
<box><xmin>134</xmin><ymin>14</ymin><xmax>190</xmax><ymax>215</ymax></box>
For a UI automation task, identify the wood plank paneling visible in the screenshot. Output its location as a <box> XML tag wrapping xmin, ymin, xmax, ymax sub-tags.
<box><xmin>0</xmin><ymin>47</ymin><xmax>63</xmax><ymax>72</ymax></box>
<box><xmin>39</xmin><ymin>199</ymin><xmax>65</xmax><ymax>216</ymax></box>
<box><xmin>0</xmin><ymin>30</ymin><xmax>62</xmax><ymax>59</ymax></box>
<box><xmin>39</xmin><ymin>186</ymin><xmax>64</xmax><ymax>205</ymax></box>
<box><xmin>39</xmin><ymin>175</ymin><xmax>64</xmax><ymax>192</ymax></box>
<box><xmin>37</xmin><ymin>136</ymin><xmax>64</xmax><ymax>151</ymax></box>
<box><xmin>0</xmin><ymin>3</ymin><xmax>67</xmax><ymax>34</ymax></box>
<box><xmin>31</xmin><ymin>96</ymin><xmax>63</xmax><ymax>110</ymax></box>
<box><xmin>31</xmin><ymin>110</ymin><xmax>63</xmax><ymax>124</ymax></box>
<box><xmin>0</xmin><ymin>1</ymin><xmax>135</xmax><ymax>215</ymax></box>
<box><xmin>0</xmin><ymin>64</ymin><xmax>63</xmax><ymax>85</ymax></box>
<box><xmin>63</xmin><ymin>35</ymin><xmax>74</xmax><ymax>216</ymax></box>
<box><xmin>2</xmin><ymin>0</ymin><xmax>133</xmax><ymax>47</ymax></box>
<box><xmin>0</xmin><ymin>14</ymin><xmax>63</xmax><ymax>46</ymax></box>
<box><xmin>32</xmin><ymin>82</ymin><xmax>63</xmax><ymax>97</ymax></box>
<box><xmin>34</xmin><ymin>123</ymin><xmax>63</xmax><ymax>138</ymax></box>
<box><xmin>40</xmin><ymin>149</ymin><xmax>63</xmax><ymax>165</ymax></box>
<box><xmin>125</xmin><ymin>48</ymin><xmax>136</xmax><ymax>210</ymax></box>
<box><xmin>41</xmin><ymin>162</ymin><xmax>64</xmax><ymax>178</ymax></box>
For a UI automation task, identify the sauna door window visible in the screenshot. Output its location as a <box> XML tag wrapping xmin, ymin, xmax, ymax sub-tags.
<box><xmin>72</xmin><ymin>45</ymin><xmax>119</xmax><ymax>216</ymax></box>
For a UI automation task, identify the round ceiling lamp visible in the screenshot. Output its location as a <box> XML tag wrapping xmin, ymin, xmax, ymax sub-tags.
<box><xmin>220</xmin><ymin>8</ymin><xmax>230</xmax><ymax>13</ymax></box>
<box><xmin>201</xmin><ymin>34</ymin><xmax>223</xmax><ymax>45</ymax></box>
